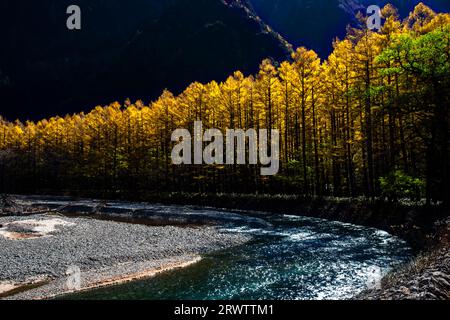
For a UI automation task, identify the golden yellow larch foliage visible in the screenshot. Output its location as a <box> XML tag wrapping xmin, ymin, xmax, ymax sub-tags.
<box><xmin>0</xmin><ymin>3</ymin><xmax>448</xmax><ymax>200</ymax></box>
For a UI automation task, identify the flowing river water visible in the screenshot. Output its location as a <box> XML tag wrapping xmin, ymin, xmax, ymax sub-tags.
<box><xmin>60</xmin><ymin>209</ymin><xmax>411</xmax><ymax>300</ymax></box>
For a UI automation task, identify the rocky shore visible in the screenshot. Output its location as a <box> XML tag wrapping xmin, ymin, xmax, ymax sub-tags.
<box><xmin>357</xmin><ymin>218</ymin><xmax>450</xmax><ymax>300</ymax></box>
<box><xmin>357</xmin><ymin>247</ymin><xmax>450</xmax><ymax>300</ymax></box>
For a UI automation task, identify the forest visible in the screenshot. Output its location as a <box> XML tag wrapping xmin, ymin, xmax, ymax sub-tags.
<box><xmin>0</xmin><ymin>4</ymin><xmax>448</xmax><ymax>206</ymax></box>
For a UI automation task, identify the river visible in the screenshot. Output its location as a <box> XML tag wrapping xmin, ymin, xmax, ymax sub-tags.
<box><xmin>62</xmin><ymin>211</ymin><xmax>411</xmax><ymax>300</ymax></box>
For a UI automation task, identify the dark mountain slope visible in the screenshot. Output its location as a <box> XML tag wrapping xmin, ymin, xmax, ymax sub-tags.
<box><xmin>248</xmin><ymin>0</ymin><xmax>450</xmax><ymax>57</ymax></box>
<box><xmin>0</xmin><ymin>0</ymin><xmax>289</xmax><ymax>120</ymax></box>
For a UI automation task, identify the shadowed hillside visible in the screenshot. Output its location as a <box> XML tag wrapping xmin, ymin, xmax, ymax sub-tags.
<box><xmin>249</xmin><ymin>0</ymin><xmax>450</xmax><ymax>56</ymax></box>
<box><xmin>0</xmin><ymin>0</ymin><xmax>289</xmax><ymax>120</ymax></box>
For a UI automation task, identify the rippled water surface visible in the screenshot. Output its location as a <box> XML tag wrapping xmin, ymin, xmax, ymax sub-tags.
<box><xmin>65</xmin><ymin>211</ymin><xmax>411</xmax><ymax>300</ymax></box>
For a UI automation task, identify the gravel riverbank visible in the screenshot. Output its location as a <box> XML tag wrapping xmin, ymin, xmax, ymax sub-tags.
<box><xmin>0</xmin><ymin>214</ymin><xmax>251</xmax><ymax>299</ymax></box>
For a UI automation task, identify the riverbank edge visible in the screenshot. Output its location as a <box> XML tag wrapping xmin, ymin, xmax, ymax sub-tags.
<box><xmin>17</xmin><ymin>192</ymin><xmax>449</xmax><ymax>249</ymax></box>
<box><xmin>12</xmin><ymin>192</ymin><xmax>449</xmax><ymax>248</ymax></box>
<box><xmin>2</xmin><ymin>256</ymin><xmax>202</xmax><ymax>300</ymax></box>
<box><xmin>121</xmin><ymin>192</ymin><xmax>449</xmax><ymax>251</ymax></box>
